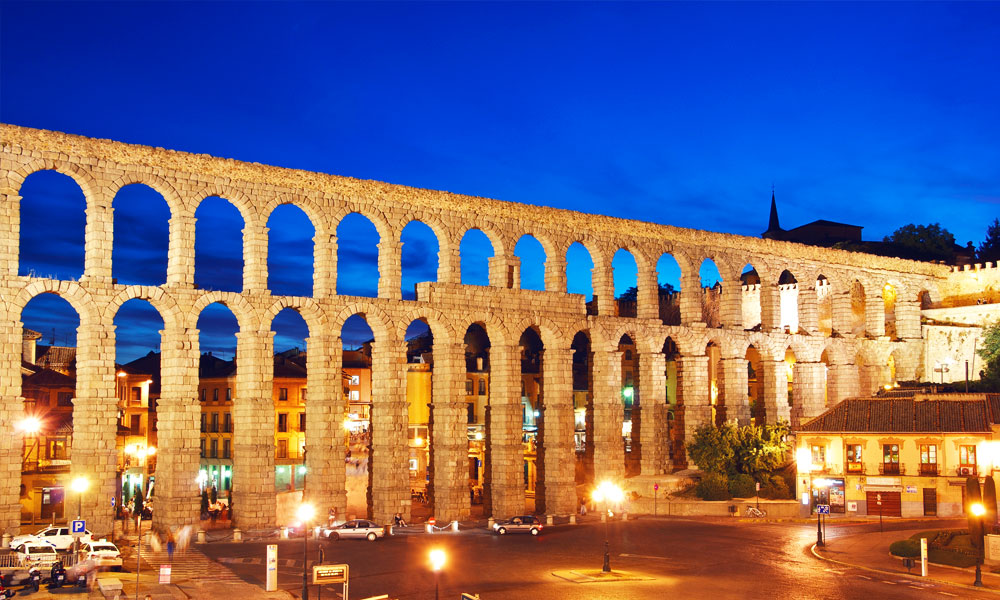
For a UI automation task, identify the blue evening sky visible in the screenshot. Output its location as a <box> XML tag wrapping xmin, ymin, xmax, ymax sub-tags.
<box><xmin>2</xmin><ymin>1</ymin><xmax>998</xmax><ymax>362</ymax></box>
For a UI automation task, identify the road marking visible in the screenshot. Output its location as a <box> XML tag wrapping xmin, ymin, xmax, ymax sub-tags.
<box><xmin>881</xmin><ymin>580</ymin><xmax>897</xmax><ymax>585</ymax></box>
<box><xmin>938</xmin><ymin>592</ymin><xmax>956</xmax><ymax>597</ymax></box>
<box><xmin>857</xmin><ymin>575</ymin><xmax>872</xmax><ymax>580</ymax></box>
<box><xmin>618</xmin><ymin>553</ymin><xmax>670</xmax><ymax>560</ymax></box>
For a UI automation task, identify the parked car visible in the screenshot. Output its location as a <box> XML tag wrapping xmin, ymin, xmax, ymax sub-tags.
<box><xmin>492</xmin><ymin>515</ymin><xmax>543</xmax><ymax>536</ymax></box>
<box><xmin>14</xmin><ymin>542</ymin><xmax>60</xmax><ymax>567</ymax></box>
<box><xmin>78</xmin><ymin>540</ymin><xmax>123</xmax><ymax>571</ymax></box>
<box><xmin>321</xmin><ymin>519</ymin><xmax>386</xmax><ymax>541</ymax></box>
<box><xmin>11</xmin><ymin>526</ymin><xmax>93</xmax><ymax>551</ymax></box>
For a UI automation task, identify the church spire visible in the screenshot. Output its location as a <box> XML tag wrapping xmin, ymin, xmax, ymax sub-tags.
<box><xmin>763</xmin><ymin>187</ymin><xmax>783</xmax><ymax>239</ymax></box>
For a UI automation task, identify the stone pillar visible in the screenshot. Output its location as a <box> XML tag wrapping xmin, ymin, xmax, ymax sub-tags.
<box><xmin>679</xmin><ymin>273</ymin><xmax>702</xmax><ymax>325</ymax></box>
<box><xmin>591</xmin><ymin>350</ymin><xmax>624</xmax><ymax>482</ymax></box>
<box><xmin>0</xmin><ymin>319</ymin><xmax>23</xmax><ymax>533</ymax></box>
<box><xmin>857</xmin><ymin>363</ymin><xmax>890</xmax><ymax>397</ymax></box>
<box><xmin>865</xmin><ymin>295</ymin><xmax>885</xmax><ymax>337</ymax></box>
<box><xmin>304</xmin><ymin>335</ymin><xmax>345</xmax><ymax>516</ymax></box>
<box><xmin>154</xmin><ymin>327</ymin><xmax>202</xmax><ymax>532</ymax></box>
<box><xmin>638</xmin><ymin>352</ymin><xmax>666</xmax><ymax>475</ymax></box>
<box><xmin>166</xmin><ymin>213</ymin><xmax>195</xmax><ymax>287</ymax></box>
<box><xmin>592</xmin><ymin>264</ymin><xmax>615</xmax><ymax>316</ymax></box>
<box><xmin>82</xmin><ymin>193</ymin><xmax>113</xmax><ymax>283</ymax></box>
<box><xmin>539</xmin><ymin>347</ymin><xmax>576</xmax><ymax>514</ymax></box>
<box><xmin>312</xmin><ymin>231</ymin><xmax>336</xmax><ymax>298</ymax></box>
<box><xmin>827</xmin><ymin>362</ymin><xmax>860</xmax><ymax>406</ymax></box>
<box><xmin>377</xmin><ymin>239</ymin><xmax>402</xmax><ymax>300</ymax></box>
<box><xmin>791</xmin><ymin>362</ymin><xmax>827</xmax><ymax>428</ymax></box>
<box><xmin>798</xmin><ymin>283</ymin><xmax>819</xmax><ymax>335</ymax></box>
<box><xmin>233</xmin><ymin>330</ymin><xmax>276</xmax><ymax>529</ymax></box>
<box><xmin>760</xmin><ymin>283</ymin><xmax>781</xmax><ymax>332</ymax></box>
<box><xmin>484</xmin><ymin>344</ymin><xmax>523</xmax><ymax>519</ymax></box>
<box><xmin>242</xmin><ymin>222</ymin><xmax>268</xmax><ymax>294</ymax></box>
<box><xmin>720</xmin><ymin>282</ymin><xmax>743</xmax><ymax>329</ymax></box>
<box><xmin>439</xmin><ymin>245</ymin><xmax>461</xmax><ymax>285</ymax></box>
<box><xmin>72</xmin><ymin>323</ymin><xmax>118</xmax><ymax>536</ymax></box>
<box><xmin>831</xmin><ymin>291</ymin><xmax>853</xmax><ymax>337</ymax></box>
<box><xmin>637</xmin><ymin>267</ymin><xmax>658</xmax><ymax>320</ymax></box>
<box><xmin>544</xmin><ymin>254</ymin><xmax>567</xmax><ymax>294</ymax></box>
<box><xmin>429</xmin><ymin>343</ymin><xmax>469</xmax><ymax>523</ymax></box>
<box><xmin>761</xmin><ymin>360</ymin><xmax>791</xmax><ymax>424</ymax></box>
<box><xmin>676</xmin><ymin>355</ymin><xmax>711</xmax><ymax>466</ymax></box>
<box><xmin>0</xmin><ymin>191</ymin><xmax>20</xmax><ymax>277</ymax></box>
<box><xmin>896</xmin><ymin>300</ymin><xmax>921</xmax><ymax>340</ymax></box>
<box><xmin>718</xmin><ymin>357</ymin><xmax>750</xmax><ymax>425</ymax></box>
<box><xmin>488</xmin><ymin>255</ymin><xmax>520</xmax><ymax>289</ymax></box>
<box><xmin>368</xmin><ymin>341</ymin><xmax>410</xmax><ymax>524</ymax></box>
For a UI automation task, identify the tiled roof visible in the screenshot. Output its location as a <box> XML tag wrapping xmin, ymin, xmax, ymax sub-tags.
<box><xmin>798</xmin><ymin>398</ymin><xmax>993</xmax><ymax>433</ymax></box>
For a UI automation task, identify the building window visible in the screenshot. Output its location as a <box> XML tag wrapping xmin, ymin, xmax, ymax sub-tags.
<box><xmin>130</xmin><ymin>414</ymin><xmax>142</xmax><ymax>435</ymax></box>
<box><xmin>625</xmin><ymin>350</ymin><xmax>632</xmax><ymax>360</ymax></box>
<box><xmin>278</xmin><ymin>413</ymin><xmax>288</xmax><ymax>433</ymax></box>
<box><xmin>521</xmin><ymin>380</ymin><xmax>526</xmax><ymax>396</ymax></box>
<box><xmin>350</xmin><ymin>375</ymin><xmax>360</xmax><ymax>386</ymax></box>
<box><xmin>467</xmin><ymin>402</ymin><xmax>475</xmax><ymax>424</ymax></box>
<box><xmin>466</xmin><ymin>379</ymin><xmax>474</xmax><ymax>394</ymax></box>
<box><xmin>919</xmin><ymin>444</ymin><xmax>937</xmax><ymax>475</ymax></box>
<box><xmin>882</xmin><ymin>444</ymin><xmax>900</xmax><ymax>474</ymax></box>
<box><xmin>301</xmin><ymin>388</ymin><xmax>307</xmax><ymax>402</ymax></box>
<box><xmin>200</xmin><ymin>388</ymin><xmax>206</xmax><ymax>402</ymax></box>
<box><xmin>200</xmin><ymin>439</ymin><xmax>206</xmax><ymax>458</ymax></box>
<box><xmin>277</xmin><ymin>439</ymin><xmax>288</xmax><ymax>459</ymax></box>
<box><xmin>223</xmin><ymin>439</ymin><xmax>230</xmax><ymax>459</ymax></box>
<box><xmin>213</xmin><ymin>388</ymin><xmax>219</xmax><ymax>402</ymax></box>
<box><xmin>226</xmin><ymin>387</ymin><xmax>232</xmax><ymax>402</ymax></box>
<box><xmin>846</xmin><ymin>444</ymin><xmax>863</xmax><ymax>472</ymax></box>
<box><xmin>299</xmin><ymin>412</ymin><xmax>306</xmax><ymax>432</ymax></box>
<box><xmin>210</xmin><ymin>439</ymin><xmax>218</xmax><ymax>458</ymax></box>
<box><xmin>960</xmin><ymin>445</ymin><xmax>977</xmax><ymax>475</ymax></box>
<box><xmin>349</xmin><ymin>390</ymin><xmax>360</xmax><ymax>402</ymax></box>
<box><xmin>36</xmin><ymin>391</ymin><xmax>50</xmax><ymax>406</ymax></box>
<box><xmin>58</xmin><ymin>392</ymin><xmax>73</xmax><ymax>406</ymax></box>
<box><xmin>811</xmin><ymin>445</ymin><xmax>826</xmax><ymax>469</ymax></box>
<box><xmin>478</xmin><ymin>378</ymin><xmax>487</xmax><ymax>396</ymax></box>
<box><xmin>279</xmin><ymin>388</ymin><xmax>288</xmax><ymax>402</ymax></box>
<box><xmin>211</xmin><ymin>412</ymin><xmax>219</xmax><ymax>433</ymax></box>
<box><xmin>48</xmin><ymin>438</ymin><xmax>68</xmax><ymax>460</ymax></box>
<box><xmin>200</xmin><ymin>413</ymin><xmax>206</xmax><ymax>433</ymax></box>
<box><xmin>223</xmin><ymin>412</ymin><xmax>231</xmax><ymax>433</ymax></box>
<box><xmin>131</xmin><ymin>387</ymin><xmax>141</xmax><ymax>403</ymax></box>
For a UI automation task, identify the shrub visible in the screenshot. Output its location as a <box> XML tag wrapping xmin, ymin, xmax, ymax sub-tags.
<box><xmin>890</xmin><ymin>540</ymin><xmax>920</xmax><ymax>557</ymax></box>
<box><xmin>696</xmin><ymin>472</ymin><xmax>731</xmax><ymax>501</ymax></box>
<box><xmin>729</xmin><ymin>473</ymin><xmax>756</xmax><ymax>498</ymax></box>
<box><xmin>760</xmin><ymin>475</ymin><xmax>790</xmax><ymax>499</ymax></box>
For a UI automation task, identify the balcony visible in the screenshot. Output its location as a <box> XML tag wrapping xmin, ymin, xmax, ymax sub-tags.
<box><xmin>918</xmin><ymin>463</ymin><xmax>938</xmax><ymax>476</ymax></box>
<box><xmin>879</xmin><ymin>462</ymin><xmax>903</xmax><ymax>476</ymax></box>
<box><xmin>846</xmin><ymin>462</ymin><xmax>864</xmax><ymax>474</ymax></box>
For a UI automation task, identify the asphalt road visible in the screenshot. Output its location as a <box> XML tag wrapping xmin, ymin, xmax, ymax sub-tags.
<box><xmin>199</xmin><ymin>518</ymin><xmax>990</xmax><ymax>599</ymax></box>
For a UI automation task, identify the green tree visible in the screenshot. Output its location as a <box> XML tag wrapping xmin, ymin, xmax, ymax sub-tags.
<box><xmin>883</xmin><ymin>223</ymin><xmax>956</xmax><ymax>262</ymax></box>
<box><xmin>617</xmin><ymin>283</ymin><xmax>676</xmax><ymax>301</ymax></box>
<box><xmin>687</xmin><ymin>421</ymin><xmax>792</xmax><ymax>478</ymax></box>
<box><xmin>686</xmin><ymin>422</ymin><xmax>736</xmax><ymax>474</ymax></box>
<box><xmin>980</xmin><ymin>218</ymin><xmax>1000</xmax><ymax>264</ymax></box>
<box><xmin>978</xmin><ymin>321</ymin><xmax>1000</xmax><ymax>382</ymax></box>
<box><xmin>132</xmin><ymin>485</ymin><xmax>144</xmax><ymax>518</ymax></box>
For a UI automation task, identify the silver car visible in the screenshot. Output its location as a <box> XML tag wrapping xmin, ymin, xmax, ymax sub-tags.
<box><xmin>322</xmin><ymin>519</ymin><xmax>386</xmax><ymax>541</ymax></box>
<box><xmin>492</xmin><ymin>515</ymin><xmax>543</xmax><ymax>536</ymax></box>
<box><xmin>11</xmin><ymin>526</ymin><xmax>93</xmax><ymax>551</ymax></box>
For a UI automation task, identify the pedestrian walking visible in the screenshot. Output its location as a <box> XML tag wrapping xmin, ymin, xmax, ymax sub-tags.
<box><xmin>166</xmin><ymin>534</ymin><xmax>176</xmax><ymax>563</ymax></box>
<box><xmin>579</xmin><ymin>499</ymin><xmax>587</xmax><ymax>516</ymax></box>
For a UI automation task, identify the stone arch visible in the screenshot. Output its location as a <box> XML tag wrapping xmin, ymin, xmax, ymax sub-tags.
<box><xmin>391</xmin><ymin>306</ymin><xmax>455</xmax><ymax>344</ymax></box>
<box><xmin>458</xmin><ymin>227</ymin><xmax>497</xmax><ymax>287</ymax></box>
<box><xmin>261</xmin><ymin>193</ymin><xmax>327</xmax><ymax>234</ymax></box>
<box><xmin>777</xmin><ymin>268</ymin><xmax>800</xmax><ymax>333</ymax></box>
<box><xmin>106</xmin><ymin>172</ymin><xmax>182</xmax><ymax>218</ymax></box>
<box><xmin>190</xmin><ymin>291</ymin><xmax>257</xmax><ymax>333</ymax></box>
<box><xmin>263</xmin><ymin>297</ymin><xmax>327</xmax><ymax>335</ymax></box>
<box><xmin>513</xmin><ymin>234</ymin><xmax>548</xmax><ymax>292</ymax></box>
<box><xmin>504</xmin><ymin>315</ymin><xmax>565</xmax><ymax>351</ymax></box>
<box><xmin>698</xmin><ymin>257</ymin><xmax>724</xmax><ymax>328</ymax></box>
<box><xmin>7</xmin><ymin>158</ymin><xmax>100</xmax><ymax>204</ymax></box>
<box><xmin>564</xmin><ymin>238</ymin><xmax>598</xmax><ymax>306</ymax></box>
<box><xmin>849</xmin><ymin>278</ymin><xmax>867</xmax><ymax>336</ymax></box>
<box><xmin>740</xmin><ymin>261</ymin><xmax>762</xmax><ymax>330</ymax></box>
<box><xmin>106</xmin><ymin>286</ymin><xmax>182</xmax><ymax>332</ymax></box>
<box><xmin>329</xmin><ymin>302</ymin><xmax>393</xmax><ymax>344</ymax></box>
<box><xmin>190</xmin><ymin>185</ymin><xmax>256</xmax><ymax>225</ymax></box>
<box><xmin>12</xmin><ymin>280</ymin><xmax>100</xmax><ymax>326</ymax></box>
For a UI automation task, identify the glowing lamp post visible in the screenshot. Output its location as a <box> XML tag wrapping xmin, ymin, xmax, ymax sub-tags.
<box><xmin>70</xmin><ymin>476</ymin><xmax>89</xmax><ymax>554</ymax></box>
<box><xmin>971</xmin><ymin>502</ymin><xmax>986</xmax><ymax>587</ymax></box>
<box><xmin>592</xmin><ymin>480</ymin><xmax>624</xmax><ymax>573</ymax></box>
<box><xmin>17</xmin><ymin>417</ymin><xmax>42</xmax><ymax>471</ymax></box>
<box><xmin>297</xmin><ymin>503</ymin><xmax>315</xmax><ymax>600</ymax></box>
<box><xmin>429</xmin><ymin>548</ymin><xmax>446</xmax><ymax>599</ymax></box>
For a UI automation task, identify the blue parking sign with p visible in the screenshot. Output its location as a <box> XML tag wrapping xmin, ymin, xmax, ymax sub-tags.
<box><xmin>71</xmin><ymin>520</ymin><xmax>85</xmax><ymax>533</ymax></box>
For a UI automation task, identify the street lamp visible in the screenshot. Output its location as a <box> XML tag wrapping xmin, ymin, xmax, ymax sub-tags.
<box><xmin>16</xmin><ymin>417</ymin><xmax>42</xmax><ymax>471</ymax></box>
<box><xmin>297</xmin><ymin>503</ymin><xmax>315</xmax><ymax>600</ymax></box>
<box><xmin>429</xmin><ymin>548</ymin><xmax>446</xmax><ymax>600</ymax></box>
<box><xmin>592</xmin><ymin>480</ymin><xmax>624</xmax><ymax>573</ymax></box>
<box><xmin>972</xmin><ymin>502</ymin><xmax>986</xmax><ymax>587</ymax></box>
<box><xmin>71</xmin><ymin>476</ymin><xmax>89</xmax><ymax>554</ymax></box>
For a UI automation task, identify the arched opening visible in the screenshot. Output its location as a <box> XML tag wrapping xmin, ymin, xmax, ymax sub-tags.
<box><xmin>566</xmin><ymin>242</ymin><xmax>595</xmax><ymax>314</ymax></box>
<box><xmin>619</xmin><ymin>334</ymin><xmax>639</xmax><ymax>476</ymax></box>
<box><xmin>18</xmin><ymin>170</ymin><xmax>86</xmax><ymax>280</ymax></box>
<box><xmin>400</xmin><ymin>221</ymin><xmax>439</xmax><ymax>300</ymax></box>
<box><xmin>271</xmin><ymin>308</ymin><xmax>309</xmax><ymax>496</ymax></box>
<box><xmin>656</xmin><ymin>253</ymin><xmax>682</xmax><ymax>326</ymax></box>
<box><xmin>850</xmin><ymin>280</ymin><xmax>866</xmax><ymax>336</ymax></box>
<box><xmin>662</xmin><ymin>337</ymin><xmax>681</xmax><ymax>466</ymax></box>
<box><xmin>700</xmin><ymin>259</ymin><xmax>722</xmax><ymax>328</ymax></box>
<box><xmin>19</xmin><ymin>293</ymin><xmax>80</xmax><ymax>525</ymax></box>
<box><xmin>342</xmin><ymin>314</ymin><xmax>374</xmax><ymax>519</ymax></box>
<box><xmin>612</xmin><ymin>249</ymin><xmax>638</xmax><ymax>318</ymax></box>
<box><xmin>817</xmin><ymin>275</ymin><xmax>833</xmax><ymax>336</ymax></box>
<box><xmin>267</xmin><ymin>204</ymin><xmax>315</xmax><ymax>297</ymax></box>
<box><xmin>459</xmin><ymin>229</ymin><xmax>494</xmax><ymax>286</ymax></box>
<box><xmin>337</xmin><ymin>213</ymin><xmax>380</xmax><ymax>297</ymax></box>
<box><xmin>741</xmin><ymin>264</ymin><xmax>761</xmax><ymax>330</ymax></box>
<box><xmin>195</xmin><ymin>303</ymin><xmax>239</xmax><ymax>506</ymax></box>
<box><xmin>113</xmin><ymin>299</ymin><xmax>164</xmax><ymax>513</ymax></box>
<box><xmin>571</xmin><ymin>332</ymin><xmax>593</xmax><ymax>485</ymax></box>
<box><xmin>746</xmin><ymin>345</ymin><xmax>764</xmax><ymax>425</ymax></box>
<box><xmin>706</xmin><ymin>341</ymin><xmax>721</xmax><ymax>425</ymax></box>
<box><xmin>778</xmin><ymin>270</ymin><xmax>799</xmax><ymax>334</ymax></box>
<box><xmin>883</xmin><ymin>283</ymin><xmax>898</xmax><ymax>339</ymax></box>
<box><xmin>514</xmin><ymin>235</ymin><xmax>546</xmax><ymax>291</ymax></box>
<box><xmin>519</xmin><ymin>327</ymin><xmax>543</xmax><ymax>506</ymax></box>
<box><xmin>195</xmin><ymin>197</ymin><xmax>244</xmax><ymax>293</ymax></box>
<box><xmin>112</xmin><ymin>184</ymin><xmax>170</xmax><ymax>285</ymax></box>
<box><xmin>918</xmin><ymin>290</ymin><xmax>934</xmax><ymax>310</ymax></box>
<box><xmin>404</xmin><ymin>319</ymin><xmax>433</xmax><ymax>519</ymax></box>
<box><xmin>820</xmin><ymin>349</ymin><xmax>832</xmax><ymax>408</ymax></box>
<box><xmin>464</xmin><ymin>323</ymin><xmax>491</xmax><ymax>514</ymax></box>
<box><xmin>784</xmin><ymin>348</ymin><xmax>797</xmax><ymax>424</ymax></box>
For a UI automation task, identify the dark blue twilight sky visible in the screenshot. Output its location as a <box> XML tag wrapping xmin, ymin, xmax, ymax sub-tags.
<box><xmin>2</xmin><ymin>1</ymin><xmax>998</xmax><ymax>362</ymax></box>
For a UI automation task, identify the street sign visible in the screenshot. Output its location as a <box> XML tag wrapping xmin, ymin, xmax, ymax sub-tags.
<box><xmin>313</xmin><ymin>563</ymin><xmax>348</xmax><ymax>584</ymax></box>
<box><xmin>159</xmin><ymin>565</ymin><xmax>171</xmax><ymax>584</ymax></box>
<box><xmin>756</xmin><ymin>482</ymin><xmax>761</xmax><ymax>491</ymax></box>
<box><xmin>816</xmin><ymin>504</ymin><xmax>831</xmax><ymax>514</ymax></box>
<box><xmin>110</xmin><ymin>497</ymin><xmax>115</xmax><ymax>507</ymax></box>
<box><xmin>653</xmin><ymin>483</ymin><xmax>659</xmax><ymax>491</ymax></box>
<box><xmin>71</xmin><ymin>520</ymin><xmax>86</xmax><ymax>534</ymax></box>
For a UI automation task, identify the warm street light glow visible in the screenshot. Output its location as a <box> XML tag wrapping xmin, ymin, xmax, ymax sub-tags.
<box><xmin>71</xmin><ymin>476</ymin><xmax>89</xmax><ymax>494</ymax></box>
<box><xmin>429</xmin><ymin>548</ymin><xmax>446</xmax><ymax>572</ymax></box>
<box><xmin>117</xmin><ymin>371</ymin><xmax>127</xmax><ymax>378</ymax></box>
<box><xmin>297</xmin><ymin>503</ymin><xmax>316</xmax><ymax>523</ymax></box>
<box><xmin>414</xmin><ymin>436</ymin><xmax>424</xmax><ymax>446</ymax></box>
<box><xmin>592</xmin><ymin>480</ymin><xmax>624</xmax><ymax>504</ymax></box>
<box><xmin>16</xmin><ymin>416</ymin><xmax>41</xmax><ymax>434</ymax></box>
<box><xmin>971</xmin><ymin>502</ymin><xmax>986</xmax><ymax>517</ymax></box>
<box><xmin>474</xmin><ymin>431</ymin><xmax>484</xmax><ymax>440</ymax></box>
<box><xmin>796</xmin><ymin>447</ymin><xmax>812</xmax><ymax>473</ymax></box>
<box><xmin>343</xmin><ymin>418</ymin><xmax>352</xmax><ymax>431</ymax></box>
